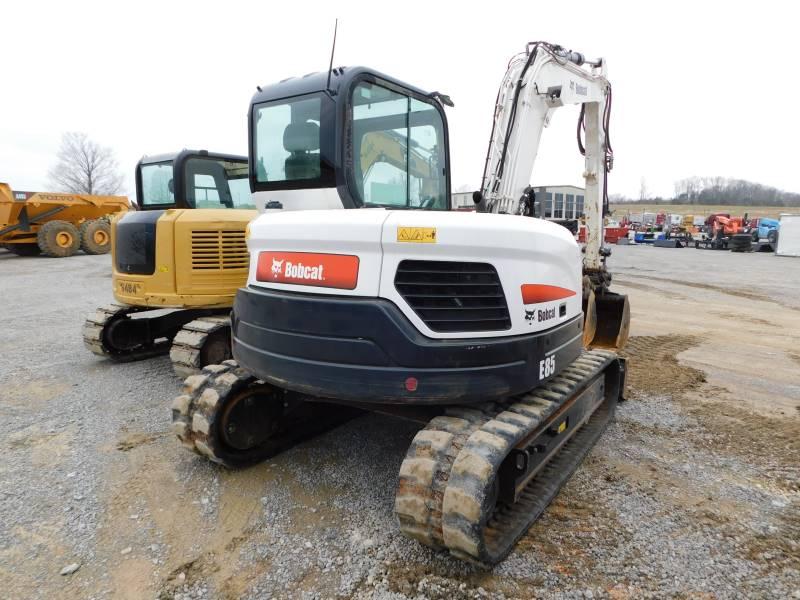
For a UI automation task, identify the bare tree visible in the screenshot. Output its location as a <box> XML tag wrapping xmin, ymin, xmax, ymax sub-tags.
<box><xmin>48</xmin><ymin>132</ymin><xmax>125</xmax><ymax>195</ymax></box>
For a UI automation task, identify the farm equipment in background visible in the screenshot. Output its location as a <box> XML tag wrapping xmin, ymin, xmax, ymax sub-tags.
<box><xmin>620</xmin><ymin>211</ymin><xmax>698</xmax><ymax>247</ymax></box>
<box><xmin>0</xmin><ymin>183</ymin><xmax>128</xmax><ymax>257</ymax></box>
<box><xmin>695</xmin><ymin>213</ymin><xmax>749</xmax><ymax>250</ymax></box>
<box><xmin>632</xmin><ymin>230</ymin><xmax>659</xmax><ymax>244</ymax></box>
<box><xmin>83</xmin><ymin>150</ymin><xmax>256</xmax><ymax>377</ymax></box>
<box><xmin>656</xmin><ymin>213</ymin><xmax>694</xmax><ymax>247</ymax></box>
<box><xmin>665</xmin><ymin>214</ymin><xmax>682</xmax><ymax>230</ymax></box>
<box><xmin>654</xmin><ymin>231</ymin><xmax>692</xmax><ymax>248</ymax></box>
<box><xmin>682</xmin><ymin>215</ymin><xmax>701</xmax><ymax>236</ymax></box>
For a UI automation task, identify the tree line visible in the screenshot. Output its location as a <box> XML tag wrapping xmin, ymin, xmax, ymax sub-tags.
<box><xmin>613</xmin><ymin>176</ymin><xmax>800</xmax><ymax>206</ymax></box>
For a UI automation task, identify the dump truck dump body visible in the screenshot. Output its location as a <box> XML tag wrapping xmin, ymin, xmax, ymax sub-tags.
<box><xmin>0</xmin><ymin>182</ymin><xmax>128</xmax><ymax>256</ymax></box>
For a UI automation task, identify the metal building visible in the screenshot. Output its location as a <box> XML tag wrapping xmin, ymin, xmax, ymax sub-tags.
<box><xmin>535</xmin><ymin>185</ymin><xmax>586</xmax><ymax>220</ymax></box>
<box><xmin>450</xmin><ymin>185</ymin><xmax>586</xmax><ymax>218</ymax></box>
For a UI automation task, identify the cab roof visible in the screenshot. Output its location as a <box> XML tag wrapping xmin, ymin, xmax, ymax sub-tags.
<box><xmin>250</xmin><ymin>66</ymin><xmax>439</xmax><ymax>105</ymax></box>
<box><xmin>138</xmin><ymin>149</ymin><xmax>247</xmax><ymax>166</ymax></box>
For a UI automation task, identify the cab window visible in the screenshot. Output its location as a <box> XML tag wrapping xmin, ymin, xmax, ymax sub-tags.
<box><xmin>140</xmin><ymin>161</ymin><xmax>174</xmax><ymax>206</ymax></box>
<box><xmin>184</xmin><ymin>157</ymin><xmax>253</xmax><ymax>209</ymax></box>
<box><xmin>254</xmin><ymin>95</ymin><xmax>322</xmax><ymax>184</ymax></box>
<box><xmin>351</xmin><ymin>82</ymin><xmax>448</xmax><ymax>210</ymax></box>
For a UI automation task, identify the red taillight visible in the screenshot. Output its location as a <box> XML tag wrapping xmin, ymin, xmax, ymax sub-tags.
<box><xmin>405</xmin><ymin>377</ymin><xmax>418</xmax><ymax>392</ymax></box>
<box><xmin>520</xmin><ymin>284</ymin><xmax>576</xmax><ymax>304</ymax></box>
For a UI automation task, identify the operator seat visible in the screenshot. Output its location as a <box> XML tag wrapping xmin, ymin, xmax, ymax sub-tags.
<box><xmin>283</xmin><ymin>122</ymin><xmax>321</xmax><ymax>180</ymax></box>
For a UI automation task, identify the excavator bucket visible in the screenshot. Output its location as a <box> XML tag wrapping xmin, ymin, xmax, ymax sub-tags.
<box><xmin>589</xmin><ymin>291</ymin><xmax>630</xmax><ymax>350</ymax></box>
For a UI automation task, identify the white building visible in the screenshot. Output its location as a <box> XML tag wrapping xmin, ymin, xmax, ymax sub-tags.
<box><xmin>451</xmin><ymin>185</ymin><xmax>586</xmax><ymax>219</ymax></box>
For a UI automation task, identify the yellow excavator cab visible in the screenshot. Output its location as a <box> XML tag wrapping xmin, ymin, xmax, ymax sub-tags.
<box><xmin>111</xmin><ymin>149</ymin><xmax>254</xmax><ymax>307</ymax></box>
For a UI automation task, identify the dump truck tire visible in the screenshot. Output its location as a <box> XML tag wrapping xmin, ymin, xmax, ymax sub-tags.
<box><xmin>80</xmin><ymin>220</ymin><xmax>112</xmax><ymax>255</ymax></box>
<box><xmin>3</xmin><ymin>243</ymin><xmax>42</xmax><ymax>256</ymax></box>
<box><xmin>37</xmin><ymin>220</ymin><xmax>81</xmax><ymax>257</ymax></box>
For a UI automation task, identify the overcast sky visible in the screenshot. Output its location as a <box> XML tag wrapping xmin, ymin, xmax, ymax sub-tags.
<box><xmin>2</xmin><ymin>1</ymin><xmax>797</xmax><ymax>199</ymax></box>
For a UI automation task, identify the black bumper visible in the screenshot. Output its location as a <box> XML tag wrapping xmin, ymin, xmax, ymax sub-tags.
<box><xmin>232</xmin><ymin>286</ymin><xmax>583</xmax><ymax>405</ymax></box>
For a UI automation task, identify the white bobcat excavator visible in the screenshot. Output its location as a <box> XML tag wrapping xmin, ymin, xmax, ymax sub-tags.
<box><xmin>172</xmin><ymin>42</ymin><xmax>630</xmax><ymax>565</ymax></box>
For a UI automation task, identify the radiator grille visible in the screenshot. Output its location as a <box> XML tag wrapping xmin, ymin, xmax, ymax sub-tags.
<box><xmin>190</xmin><ymin>230</ymin><xmax>249</xmax><ymax>270</ymax></box>
<box><xmin>394</xmin><ymin>260</ymin><xmax>511</xmax><ymax>333</ymax></box>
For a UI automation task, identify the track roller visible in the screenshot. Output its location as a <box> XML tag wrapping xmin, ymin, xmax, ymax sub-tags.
<box><xmin>172</xmin><ymin>360</ymin><xmax>363</xmax><ymax>468</ymax></box>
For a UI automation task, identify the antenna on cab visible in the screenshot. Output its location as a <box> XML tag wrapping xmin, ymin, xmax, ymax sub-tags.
<box><xmin>326</xmin><ymin>19</ymin><xmax>339</xmax><ymax>95</ymax></box>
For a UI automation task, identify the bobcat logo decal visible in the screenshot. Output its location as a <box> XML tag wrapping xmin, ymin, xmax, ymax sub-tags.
<box><xmin>256</xmin><ymin>251</ymin><xmax>360</xmax><ymax>290</ymax></box>
<box><xmin>525</xmin><ymin>307</ymin><xmax>557</xmax><ymax>324</ymax></box>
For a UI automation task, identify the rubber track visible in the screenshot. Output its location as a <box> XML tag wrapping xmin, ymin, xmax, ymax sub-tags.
<box><xmin>395</xmin><ymin>349</ymin><xmax>617</xmax><ymax>565</ymax></box>
<box><xmin>169</xmin><ymin>315</ymin><xmax>232</xmax><ymax>379</ymax></box>
<box><xmin>171</xmin><ymin>360</ymin><xmax>363</xmax><ymax>468</ymax></box>
<box><xmin>82</xmin><ymin>304</ymin><xmax>170</xmax><ymax>362</ymax></box>
<box><xmin>171</xmin><ymin>360</ymin><xmax>254</xmax><ymax>463</ymax></box>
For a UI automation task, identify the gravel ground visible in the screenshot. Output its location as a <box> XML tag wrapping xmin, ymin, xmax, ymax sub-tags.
<box><xmin>0</xmin><ymin>246</ymin><xmax>798</xmax><ymax>599</ymax></box>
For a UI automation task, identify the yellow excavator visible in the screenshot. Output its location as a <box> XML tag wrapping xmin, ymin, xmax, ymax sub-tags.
<box><xmin>83</xmin><ymin>150</ymin><xmax>256</xmax><ymax>377</ymax></box>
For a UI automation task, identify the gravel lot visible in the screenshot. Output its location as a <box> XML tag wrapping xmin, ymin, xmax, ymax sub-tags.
<box><xmin>0</xmin><ymin>245</ymin><xmax>798</xmax><ymax>599</ymax></box>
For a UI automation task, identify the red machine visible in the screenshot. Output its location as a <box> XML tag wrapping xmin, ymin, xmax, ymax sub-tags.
<box><xmin>696</xmin><ymin>214</ymin><xmax>749</xmax><ymax>250</ymax></box>
<box><xmin>578</xmin><ymin>224</ymin><xmax>629</xmax><ymax>244</ymax></box>
<box><xmin>705</xmin><ymin>213</ymin><xmax>745</xmax><ymax>236</ymax></box>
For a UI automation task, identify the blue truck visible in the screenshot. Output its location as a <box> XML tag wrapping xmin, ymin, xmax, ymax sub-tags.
<box><xmin>753</xmin><ymin>217</ymin><xmax>781</xmax><ymax>244</ymax></box>
<box><xmin>752</xmin><ymin>217</ymin><xmax>780</xmax><ymax>250</ymax></box>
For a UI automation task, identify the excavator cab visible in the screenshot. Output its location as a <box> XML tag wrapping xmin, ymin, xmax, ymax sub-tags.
<box><xmin>248</xmin><ymin>67</ymin><xmax>450</xmax><ymax>212</ymax></box>
<box><xmin>134</xmin><ymin>150</ymin><xmax>251</xmax><ymax>211</ymax></box>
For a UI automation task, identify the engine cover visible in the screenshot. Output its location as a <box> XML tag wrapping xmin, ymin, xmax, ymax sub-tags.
<box><xmin>246</xmin><ymin>209</ymin><xmax>581</xmax><ymax>340</ymax></box>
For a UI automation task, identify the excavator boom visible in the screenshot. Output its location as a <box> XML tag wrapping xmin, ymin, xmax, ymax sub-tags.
<box><xmin>478</xmin><ymin>42</ymin><xmax>628</xmax><ymax>350</ymax></box>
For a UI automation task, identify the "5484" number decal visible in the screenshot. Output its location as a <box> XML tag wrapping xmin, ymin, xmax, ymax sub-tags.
<box><xmin>539</xmin><ymin>355</ymin><xmax>556</xmax><ymax>379</ymax></box>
